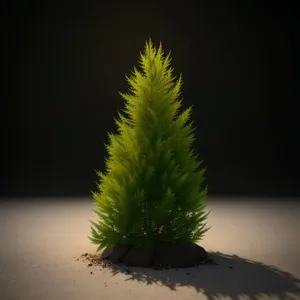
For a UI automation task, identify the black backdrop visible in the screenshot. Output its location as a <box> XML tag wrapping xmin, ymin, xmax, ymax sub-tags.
<box><xmin>3</xmin><ymin>0</ymin><xmax>299</xmax><ymax>197</ymax></box>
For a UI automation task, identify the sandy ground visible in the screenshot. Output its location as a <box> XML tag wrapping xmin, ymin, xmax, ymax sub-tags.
<box><xmin>0</xmin><ymin>197</ymin><xmax>299</xmax><ymax>300</ymax></box>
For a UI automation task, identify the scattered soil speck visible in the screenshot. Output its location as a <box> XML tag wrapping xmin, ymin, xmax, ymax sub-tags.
<box><xmin>75</xmin><ymin>252</ymin><xmax>115</xmax><ymax>273</ymax></box>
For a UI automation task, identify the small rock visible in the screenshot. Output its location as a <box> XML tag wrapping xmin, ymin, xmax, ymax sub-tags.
<box><xmin>101</xmin><ymin>248</ymin><xmax>113</xmax><ymax>260</ymax></box>
<box><xmin>110</xmin><ymin>244</ymin><xmax>133</xmax><ymax>263</ymax></box>
<box><xmin>90</xmin><ymin>271</ymin><xmax>93</xmax><ymax>274</ymax></box>
<box><xmin>185</xmin><ymin>272</ymin><xmax>190</xmax><ymax>275</ymax></box>
<box><xmin>123</xmin><ymin>246</ymin><xmax>154</xmax><ymax>267</ymax></box>
<box><xmin>229</xmin><ymin>266</ymin><xmax>233</xmax><ymax>269</ymax></box>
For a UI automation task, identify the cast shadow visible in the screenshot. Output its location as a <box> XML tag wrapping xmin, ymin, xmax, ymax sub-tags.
<box><xmin>108</xmin><ymin>252</ymin><xmax>300</xmax><ymax>300</ymax></box>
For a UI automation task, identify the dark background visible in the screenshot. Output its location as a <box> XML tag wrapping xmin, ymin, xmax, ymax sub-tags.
<box><xmin>3</xmin><ymin>0</ymin><xmax>299</xmax><ymax>198</ymax></box>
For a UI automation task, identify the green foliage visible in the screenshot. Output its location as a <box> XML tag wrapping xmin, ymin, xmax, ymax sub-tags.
<box><xmin>88</xmin><ymin>38</ymin><xmax>210</xmax><ymax>251</ymax></box>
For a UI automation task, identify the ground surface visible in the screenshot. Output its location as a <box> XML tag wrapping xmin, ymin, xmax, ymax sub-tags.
<box><xmin>0</xmin><ymin>197</ymin><xmax>299</xmax><ymax>300</ymax></box>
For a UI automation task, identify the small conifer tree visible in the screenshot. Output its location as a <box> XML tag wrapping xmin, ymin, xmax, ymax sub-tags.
<box><xmin>89</xmin><ymin>38</ymin><xmax>210</xmax><ymax>251</ymax></box>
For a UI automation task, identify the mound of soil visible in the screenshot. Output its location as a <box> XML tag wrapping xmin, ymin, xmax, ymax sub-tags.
<box><xmin>98</xmin><ymin>242</ymin><xmax>212</xmax><ymax>268</ymax></box>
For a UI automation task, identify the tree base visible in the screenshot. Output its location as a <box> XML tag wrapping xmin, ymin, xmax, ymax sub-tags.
<box><xmin>101</xmin><ymin>242</ymin><xmax>210</xmax><ymax>268</ymax></box>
